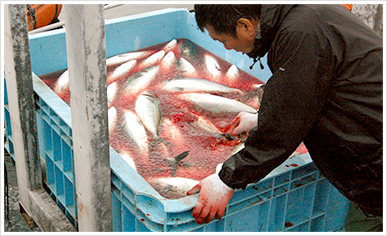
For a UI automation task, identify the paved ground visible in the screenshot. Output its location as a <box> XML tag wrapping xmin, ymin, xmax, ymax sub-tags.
<box><xmin>4</xmin><ymin>151</ymin><xmax>42</xmax><ymax>232</ymax></box>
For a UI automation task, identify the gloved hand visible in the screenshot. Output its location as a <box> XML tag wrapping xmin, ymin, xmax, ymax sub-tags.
<box><xmin>187</xmin><ymin>173</ymin><xmax>234</xmax><ymax>224</ymax></box>
<box><xmin>228</xmin><ymin>111</ymin><xmax>258</xmax><ymax>136</ymax></box>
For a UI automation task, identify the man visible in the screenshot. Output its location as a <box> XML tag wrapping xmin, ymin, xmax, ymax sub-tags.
<box><xmin>187</xmin><ymin>4</ymin><xmax>383</xmax><ymax>228</ymax></box>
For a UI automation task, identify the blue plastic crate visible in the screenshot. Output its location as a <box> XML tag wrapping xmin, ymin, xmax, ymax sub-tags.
<box><xmin>3</xmin><ymin>8</ymin><xmax>350</xmax><ymax>232</ymax></box>
<box><xmin>3</xmin><ymin>80</ymin><xmax>15</xmax><ymax>160</ymax></box>
<box><xmin>109</xmin><ymin>153</ymin><xmax>350</xmax><ymax>232</ymax></box>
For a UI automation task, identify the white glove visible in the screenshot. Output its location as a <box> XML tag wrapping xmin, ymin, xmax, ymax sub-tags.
<box><xmin>228</xmin><ymin>111</ymin><xmax>258</xmax><ymax>136</ymax></box>
<box><xmin>187</xmin><ymin>173</ymin><xmax>234</xmax><ymax>224</ymax></box>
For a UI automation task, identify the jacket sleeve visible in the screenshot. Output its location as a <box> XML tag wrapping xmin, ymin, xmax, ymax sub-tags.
<box><xmin>219</xmin><ymin>21</ymin><xmax>336</xmax><ymax>189</ymax></box>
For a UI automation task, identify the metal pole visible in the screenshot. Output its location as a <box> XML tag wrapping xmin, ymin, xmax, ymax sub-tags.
<box><xmin>4</xmin><ymin>3</ymin><xmax>42</xmax><ymax>214</ymax></box>
<box><xmin>64</xmin><ymin>4</ymin><xmax>112</xmax><ymax>231</ymax></box>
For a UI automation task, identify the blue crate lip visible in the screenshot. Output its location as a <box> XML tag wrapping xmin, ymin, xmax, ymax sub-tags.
<box><xmin>3</xmin><ymin>8</ymin><xmax>350</xmax><ymax>232</ymax></box>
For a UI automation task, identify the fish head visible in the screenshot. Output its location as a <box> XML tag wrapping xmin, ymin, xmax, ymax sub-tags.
<box><xmin>178</xmin><ymin>39</ymin><xmax>198</xmax><ymax>60</ymax></box>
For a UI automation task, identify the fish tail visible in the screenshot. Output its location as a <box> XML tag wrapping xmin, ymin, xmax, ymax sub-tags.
<box><xmin>169</xmin><ymin>151</ymin><xmax>189</xmax><ymax>177</ymax></box>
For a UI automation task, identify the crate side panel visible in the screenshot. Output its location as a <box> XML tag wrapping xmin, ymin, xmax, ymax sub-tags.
<box><xmin>29</xmin><ymin>30</ymin><xmax>68</xmax><ymax>76</ymax></box>
<box><xmin>226</xmin><ymin>203</ymin><xmax>268</xmax><ymax>232</ymax></box>
<box><xmin>111</xmin><ymin>190</ymin><xmax>123</xmax><ymax>232</ymax></box>
<box><xmin>324</xmin><ymin>185</ymin><xmax>350</xmax><ymax>231</ymax></box>
<box><xmin>105</xmin><ymin>9</ymin><xmax>187</xmax><ymax>59</ymax></box>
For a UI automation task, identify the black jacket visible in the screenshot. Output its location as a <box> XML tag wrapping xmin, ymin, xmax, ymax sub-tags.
<box><xmin>219</xmin><ymin>4</ymin><xmax>383</xmax><ymax>216</ymax></box>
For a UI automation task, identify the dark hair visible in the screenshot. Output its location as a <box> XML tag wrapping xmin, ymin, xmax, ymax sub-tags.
<box><xmin>194</xmin><ymin>4</ymin><xmax>261</xmax><ymax>37</ymax></box>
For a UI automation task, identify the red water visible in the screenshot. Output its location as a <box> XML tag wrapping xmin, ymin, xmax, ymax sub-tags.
<box><xmin>39</xmin><ymin>39</ymin><xmax>308</xmax><ymax>199</ymax></box>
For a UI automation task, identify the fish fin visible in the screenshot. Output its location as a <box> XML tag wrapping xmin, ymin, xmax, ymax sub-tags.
<box><xmin>170</xmin><ymin>151</ymin><xmax>190</xmax><ymax>177</ymax></box>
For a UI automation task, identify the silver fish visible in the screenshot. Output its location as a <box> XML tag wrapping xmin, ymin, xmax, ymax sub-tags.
<box><xmin>162</xmin><ymin>77</ymin><xmax>243</xmax><ymax>94</ymax></box>
<box><xmin>135</xmin><ymin>92</ymin><xmax>162</xmax><ymax>139</ymax></box>
<box><xmin>167</xmin><ymin>151</ymin><xmax>190</xmax><ymax>177</ymax></box>
<box><xmin>204</xmin><ymin>54</ymin><xmax>221</xmax><ymax>77</ymax></box>
<box><xmin>176</xmin><ymin>57</ymin><xmax>196</xmax><ymax>74</ymax></box>
<box><xmin>123</xmin><ymin>110</ymin><xmax>149</xmax><ymax>153</ymax></box>
<box><xmin>190</xmin><ymin>115</ymin><xmax>246</xmax><ymax>141</ymax></box>
<box><xmin>226</xmin><ymin>64</ymin><xmax>240</xmax><ymax>80</ymax></box>
<box><xmin>124</xmin><ymin>66</ymin><xmax>159</xmax><ymax>94</ymax></box>
<box><xmin>177</xmin><ymin>93</ymin><xmax>257</xmax><ymax>114</ymax></box>
<box><xmin>108</xmin><ymin>106</ymin><xmax>117</xmax><ymax>133</ymax></box>
<box><xmin>54</xmin><ymin>70</ymin><xmax>69</xmax><ymax>93</ymax></box>
<box><xmin>148</xmin><ymin>176</ymin><xmax>199</xmax><ymax>199</ymax></box>
<box><xmin>190</xmin><ymin>115</ymin><xmax>224</xmax><ymax>138</ymax></box>
<box><xmin>106</xmin><ymin>51</ymin><xmax>153</xmax><ymax>66</ymax></box>
<box><xmin>163</xmin><ymin>39</ymin><xmax>177</xmax><ymax>52</ymax></box>
<box><xmin>119</xmin><ymin>151</ymin><xmax>137</xmax><ymax>172</ymax></box>
<box><xmin>160</xmin><ymin>117</ymin><xmax>184</xmax><ymax>141</ymax></box>
<box><xmin>107</xmin><ymin>82</ymin><xmax>118</xmax><ymax>107</ymax></box>
<box><xmin>178</xmin><ymin>39</ymin><xmax>198</xmax><ymax>60</ymax></box>
<box><xmin>108</xmin><ymin>60</ymin><xmax>137</xmax><ymax>82</ymax></box>
<box><xmin>139</xmin><ymin>50</ymin><xmax>165</xmax><ymax>69</ymax></box>
<box><xmin>160</xmin><ymin>51</ymin><xmax>177</xmax><ymax>69</ymax></box>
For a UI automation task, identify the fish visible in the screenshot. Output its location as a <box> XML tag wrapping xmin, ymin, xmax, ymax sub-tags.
<box><xmin>123</xmin><ymin>110</ymin><xmax>149</xmax><ymax>153</ymax></box>
<box><xmin>160</xmin><ymin>51</ymin><xmax>177</xmax><ymax>69</ymax></box>
<box><xmin>107</xmin><ymin>82</ymin><xmax>118</xmax><ymax>107</ymax></box>
<box><xmin>159</xmin><ymin>117</ymin><xmax>184</xmax><ymax>141</ymax></box>
<box><xmin>178</xmin><ymin>39</ymin><xmax>198</xmax><ymax>60</ymax></box>
<box><xmin>162</xmin><ymin>77</ymin><xmax>243</xmax><ymax>94</ymax></box>
<box><xmin>108</xmin><ymin>106</ymin><xmax>118</xmax><ymax>133</ymax></box>
<box><xmin>166</xmin><ymin>151</ymin><xmax>190</xmax><ymax>177</ymax></box>
<box><xmin>106</xmin><ymin>51</ymin><xmax>153</xmax><ymax>66</ymax></box>
<box><xmin>108</xmin><ymin>60</ymin><xmax>137</xmax><ymax>83</ymax></box>
<box><xmin>176</xmin><ymin>57</ymin><xmax>194</xmax><ymax>71</ymax></box>
<box><xmin>226</xmin><ymin>64</ymin><xmax>240</xmax><ymax>80</ymax></box>
<box><xmin>134</xmin><ymin>92</ymin><xmax>162</xmax><ymax>139</ymax></box>
<box><xmin>177</xmin><ymin>93</ymin><xmax>258</xmax><ymax>114</ymax></box>
<box><xmin>254</xmin><ymin>84</ymin><xmax>266</xmax><ymax>104</ymax></box>
<box><xmin>54</xmin><ymin>69</ymin><xmax>69</xmax><ymax>93</ymax></box>
<box><xmin>204</xmin><ymin>54</ymin><xmax>221</xmax><ymax>78</ymax></box>
<box><xmin>147</xmin><ymin>176</ymin><xmax>199</xmax><ymax>199</ymax></box>
<box><xmin>162</xmin><ymin>39</ymin><xmax>177</xmax><ymax>52</ymax></box>
<box><xmin>176</xmin><ymin>57</ymin><xmax>198</xmax><ymax>77</ymax></box>
<box><xmin>135</xmin><ymin>92</ymin><xmax>190</xmax><ymax>176</ymax></box>
<box><xmin>119</xmin><ymin>151</ymin><xmax>137</xmax><ymax>172</ymax></box>
<box><xmin>123</xmin><ymin>65</ymin><xmax>159</xmax><ymax>94</ymax></box>
<box><xmin>138</xmin><ymin>50</ymin><xmax>165</xmax><ymax>69</ymax></box>
<box><xmin>189</xmin><ymin>115</ymin><xmax>225</xmax><ymax>139</ymax></box>
<box><xmin>189</xmin><ymin>115</ymin><xmax>246</xmax><ymax>142</ymax></box>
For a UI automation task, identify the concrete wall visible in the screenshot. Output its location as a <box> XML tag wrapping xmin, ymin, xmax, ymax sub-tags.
<box><xmin>352</xmin><ymin>4</ymin><xmax>383</xmax><ymax>36</ymax></box>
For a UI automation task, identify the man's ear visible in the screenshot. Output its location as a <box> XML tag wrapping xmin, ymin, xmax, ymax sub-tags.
<box><xmin>237</xmin><ymin>18</ymin><xmax>257</xmax><ymax>37</ymax></box>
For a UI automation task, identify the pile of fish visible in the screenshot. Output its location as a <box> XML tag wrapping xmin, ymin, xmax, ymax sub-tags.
<box><xmin>40</xmin><ymin>39</ymin><xmax>306</xmax><ymax>199</ymax></box>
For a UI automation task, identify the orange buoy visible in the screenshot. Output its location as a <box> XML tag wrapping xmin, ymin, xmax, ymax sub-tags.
<box><xmin>341</xmin><ymin>4</ymin><xmax>353</xmax><ymax>11</ymax></box>
<box><xmin>26</xmin><ymin>4</ymin><xmax>62</xmax><ymax>31</ymax></box>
